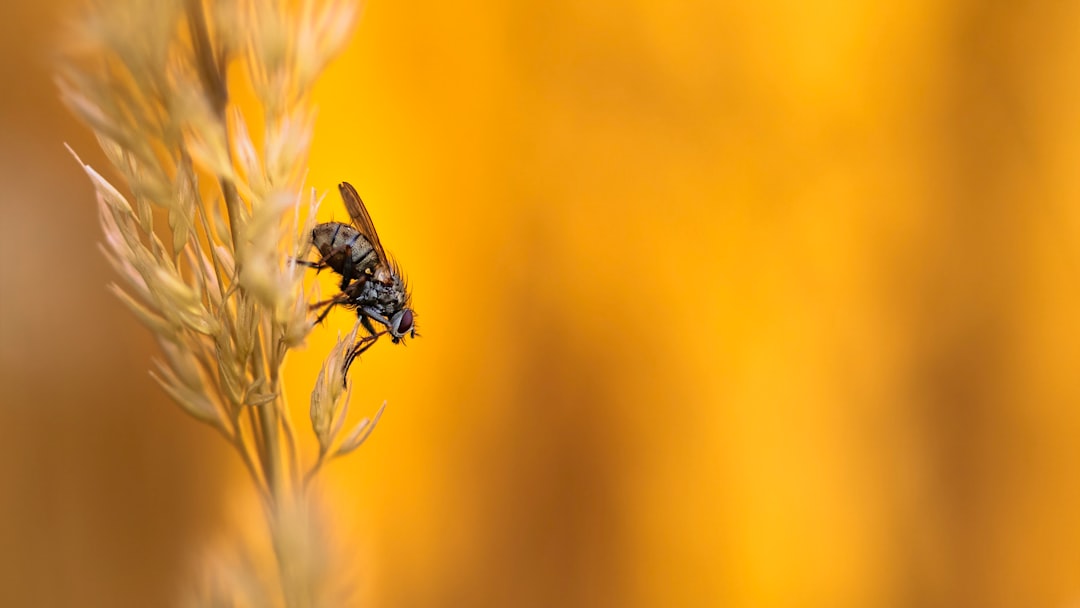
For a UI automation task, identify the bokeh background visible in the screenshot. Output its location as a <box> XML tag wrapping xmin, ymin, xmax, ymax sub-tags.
<box><xmin>3</xmin><ymin>1</ymin><xmax>1080</xmax><ymax>606</ymax></box>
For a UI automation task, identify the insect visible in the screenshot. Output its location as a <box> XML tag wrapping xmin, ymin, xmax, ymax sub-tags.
<box><xmin>302</xmin><ymin>182</ymin><xmax>417</xmax><ymax>380</ymax></box>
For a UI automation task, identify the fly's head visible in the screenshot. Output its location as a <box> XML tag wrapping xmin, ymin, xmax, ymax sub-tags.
<box><xmin>388</xmin><ymin>308</ymin><xmax>416</xmax><ymax>342</ymax></box>
<box><xmin>386</xmin><ymin>271</ymin><xmax>416</xmax><ymax>342</ymax></box>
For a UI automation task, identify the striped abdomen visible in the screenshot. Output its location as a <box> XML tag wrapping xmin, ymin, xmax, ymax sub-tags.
<box><xmin>311</xmin><ymin>222</ymin><xmax>379</xmax><ymax>279</ymax></box>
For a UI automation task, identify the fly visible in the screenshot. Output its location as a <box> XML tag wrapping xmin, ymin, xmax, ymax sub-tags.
<box><xmin>301</xmin><ymin>182</ymin><xmax>417</xmax><ymax>381</ymax></box>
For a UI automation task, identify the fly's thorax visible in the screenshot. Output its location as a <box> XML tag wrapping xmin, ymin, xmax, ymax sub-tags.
<box><xmin>356</xmin><ymin>274</ymin><xmax>409</xmax><ymax>317</ymax></box>
<box><xmin>358</xmin><ymin>276</ymin><xmax>415</xmax><ymax>340</ymax></box>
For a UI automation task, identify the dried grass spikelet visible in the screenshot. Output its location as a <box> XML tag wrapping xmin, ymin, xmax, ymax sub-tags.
<box><xmin>308</xmin><ymin>323</ymin><xmax>387</xmax><ymax>484</ymax></box>
<box><xmin>58</xmin><ymin>0</ymin><xmax>385</xmax><ymax>605</ymax></box>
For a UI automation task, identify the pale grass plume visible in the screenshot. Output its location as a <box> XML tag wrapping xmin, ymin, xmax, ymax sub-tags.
<box><xmin>58</xmin><ymin>0</ymin><xmax>382</xmax><ymax>605</ymax></box>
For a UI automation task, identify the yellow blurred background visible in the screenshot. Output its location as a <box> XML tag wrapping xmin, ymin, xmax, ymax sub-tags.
<box><xmin>3</xmin><ymin>1</ymin><xmax>1080</xmax><ymax>607</ymax></box>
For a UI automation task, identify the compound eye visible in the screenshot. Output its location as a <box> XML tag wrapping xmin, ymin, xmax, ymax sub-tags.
<box><xmin>394</xmin><ymin>309</ymin><xmax>414</xmax><ymax>337</ymax></box>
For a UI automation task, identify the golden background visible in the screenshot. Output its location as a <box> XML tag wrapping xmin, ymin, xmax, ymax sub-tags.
<box><xmin>2</xmin><ymin>1</ymin><xmax>1080</xmax><ymax>606</ymax></box>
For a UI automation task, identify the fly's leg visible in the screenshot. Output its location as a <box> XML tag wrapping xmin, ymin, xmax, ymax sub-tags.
<box><xmin>294</xmin><ymin>259</ymin><xmax>326</xmax><ymax>270</ymax></box>
<box><xmin>360</xmin><ymin>314</ymin><xmax>378</xmax><ymax>337</ymax></box>
<box><xmin>342</xmin><ymin>331</ymin><xmax>386</xmax><ymax>385</ymax></box>
<box><xmin>340</xmin><ymin>268</ymin><xmax>370</xmax><ymax>293</ymax></box>
<box><xmin>296</xmin><ymin>242</ymin><xmax>354</xmax><ymax>276</ymax></box>
<box><xmin>310</xmin><ymin>293</ymin><xmax>351</xmax><ymax>326</ymax></box>
<box><xmin>291</xmin><ymin>236</ymin><xmax>320</xmax><ymax>270</ymax></box>
<box><xmin>340</xmin><ymin>315</ymin><xmax>381</xmax><ymax>384</ymax></box>
<box><xmin>359</xmin><ymin>306</ymin><xmax>393</xmax><ymax>331</ymax></box>
<box><xmin>293</xmin><ymin>234</ymin><xmax>330</xmax><ymax>271</ymax></box>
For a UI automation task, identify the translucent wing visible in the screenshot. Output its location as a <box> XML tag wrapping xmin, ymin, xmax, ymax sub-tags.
<box><xmin>338</xmin><ymin>182</ymin><xmax>388</xmax><ymax>265</ymax></box>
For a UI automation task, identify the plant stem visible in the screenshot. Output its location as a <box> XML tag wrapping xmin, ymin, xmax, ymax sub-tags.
<box><xmin>185</xmin><ymin>0</ymin><xmax>288</xmax><ymax>506</ymax></box>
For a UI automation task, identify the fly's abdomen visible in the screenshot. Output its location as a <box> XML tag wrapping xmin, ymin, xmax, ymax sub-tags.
<box><xmin>312</xmin><ymin>222</ymin><xmax>378</xmax><ymax>276</ymax></box>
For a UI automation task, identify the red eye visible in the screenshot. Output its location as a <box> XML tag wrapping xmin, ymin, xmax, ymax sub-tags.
<box><xmin>395</xmin><ymin>309</ymin><xmax>414</xmax><ymax>335</ymax></box>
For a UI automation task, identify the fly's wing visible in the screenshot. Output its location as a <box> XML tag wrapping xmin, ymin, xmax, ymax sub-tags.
<box><xmin>338</xmin><ymin>182</ymin><xmax>389</xmax><ymax>266</ymax></box>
